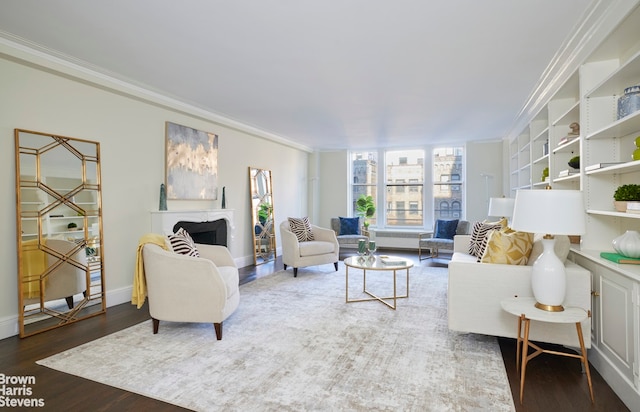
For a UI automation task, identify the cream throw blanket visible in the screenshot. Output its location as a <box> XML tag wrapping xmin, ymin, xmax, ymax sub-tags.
<box><xmin>132</xmin><ymin>233</ymin><xmax>169</xmax><ymax>309</ymax></box>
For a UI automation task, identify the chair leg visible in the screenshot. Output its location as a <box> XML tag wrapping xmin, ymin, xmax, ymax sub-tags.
<box><xmin>284</xmin><ymin>263</ymin><xmax>288</xmax><ymax>270</ymax></box>
<box><xmin>293</xmin><ymin>267</ymin><xmax>298</xmax><ymax>277</ymax></box>
<box><xmin>333</xmin><ymin>262</ymin><xmax>338</xmax><ymax>271</ymax></box>
<box><xmin>65</xmin><ymin>296</ymin><xmax>74</xmax><ymax>309</ymax></box>
<box><xmin>152</xmin><ymin>318</ymin><xmax>160</xmax><ymax>334</ymax></box>
<box><xmin>214</xmin><ymin>322</ymin><xmax>223</xmax><ymax>340</ymax></box>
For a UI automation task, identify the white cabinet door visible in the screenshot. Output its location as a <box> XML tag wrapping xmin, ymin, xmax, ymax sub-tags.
<box><xmin>597</xmin><ymin>266</ymin><xmax>636</xmax><ymax>385</ymax></box>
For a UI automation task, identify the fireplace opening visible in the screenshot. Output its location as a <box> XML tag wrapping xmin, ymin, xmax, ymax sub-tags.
<box><xmin>173</xmin><ymin>219</ymin><xmax>228</xmax><ymax>247</ymax></box>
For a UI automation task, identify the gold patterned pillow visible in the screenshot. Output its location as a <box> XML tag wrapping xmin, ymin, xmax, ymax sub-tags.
<box><xmin>480</xmin><ymin>228</ymin><xmax>533</xmax><ymax>265</ymax></box>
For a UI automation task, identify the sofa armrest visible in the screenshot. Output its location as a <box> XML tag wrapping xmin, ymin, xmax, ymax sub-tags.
<box><xmin>453</xmin><ymin>235</ymin><xmax>471</xmax><ymax>253</ymax></box>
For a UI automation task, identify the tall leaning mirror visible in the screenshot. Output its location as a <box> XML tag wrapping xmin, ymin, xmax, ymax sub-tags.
<box><xmin>249</xmin><ymin>167</ymin><xmax>276</xmax><ymax>265</ymax></box>
<box><xmin>15</xmin><ymin>129</ymin><xmax>106</xmax><ymax>337</ymax></box>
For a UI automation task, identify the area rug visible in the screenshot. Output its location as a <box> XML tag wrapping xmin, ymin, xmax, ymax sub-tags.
<box><xmin>37</xmin><ymin>262</ymin><xmax>515</xmax><ymax>411</ymax></box>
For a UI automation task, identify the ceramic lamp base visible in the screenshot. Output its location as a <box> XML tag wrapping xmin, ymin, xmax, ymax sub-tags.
<box><xmin>534</xmin><ymin>302</ymin><xmax>565</xmax><ymax>312</ymax></box>
<box><xmin>531</xmin><ymin>237</ymin><xmax>567</xmax><ymax>312</ymax></box>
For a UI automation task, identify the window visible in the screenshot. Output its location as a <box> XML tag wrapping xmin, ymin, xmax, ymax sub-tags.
<box><xmin>351</xmin><ymin>147</ymin><xmax>463</xmax><ymax>228</ymax></box>
<box><xmin>385</xmin><ymin>149</ymin><xmax>424</xmax><ymax>227</ymax></box>
<box><xmin>433</xmin><ymin>147</ymin><xmax>464</xmax><ymax>220</ymax></box>
<box><xmin>350</xmin><ymin>151</ymin><xmax>377</xmax><ymax>225</ymax></box>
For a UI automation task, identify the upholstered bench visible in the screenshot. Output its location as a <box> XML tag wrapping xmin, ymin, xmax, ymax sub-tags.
<box><xmin>418</xmin><ymin>219</ymin><xmax>470</xmax><ymax>259</ymax></box>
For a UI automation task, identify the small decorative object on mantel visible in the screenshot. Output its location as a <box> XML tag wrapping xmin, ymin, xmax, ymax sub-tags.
<box><xmin>612</xmin><ymin>230</ymin><xmax>640</xmax><ymax>258</ymax></box>
<box><xmin>617</xmin><ymin>85</ymin><xmax>640</xmax><ymax>120</ymax></box>
<box><xmin>613</xmin><ymin>183</ymin><xmax>640</xmax><ymax>212</ymax></box>
<box><xmin>221</xmin><ymin>186</ymin><xmax>226</xmax><ymax>209</ymax></box>
<box><xmin>159</xmin><ymin>183</ymin><xmax>168</xmax><ymax>211</ymax></box>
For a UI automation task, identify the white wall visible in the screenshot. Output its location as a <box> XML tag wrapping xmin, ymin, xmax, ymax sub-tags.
<box><xmin>465</xmin><ymin>141</ymin><xmax>505</xmax><ymax>224</ymax></box>
<box><xmin>0</xmin><ymin>53</ymin><xmax>309</xmax><ymax>338</ymax></box>
<box><xmin>316</xmin><ymin>151</ymin><xmax>349</xmax><ymax>227</ymax></box>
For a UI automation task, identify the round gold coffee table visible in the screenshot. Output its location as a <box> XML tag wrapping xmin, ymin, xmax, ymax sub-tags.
<box><xmin>344</xmin><ymin>255</ymin><xmax>413</xmax><ymax>310</ymax></box>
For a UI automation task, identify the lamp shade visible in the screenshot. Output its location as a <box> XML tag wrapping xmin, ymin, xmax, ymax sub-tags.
<box><xmin>488</xmin><ymin>197</ymin><xmax>515</xmax><ymax>218</ymax></box>
<box><xmin>511</xmin><ymin>189</ymin><xmax>585</xmax><ymax>235</ymax></box>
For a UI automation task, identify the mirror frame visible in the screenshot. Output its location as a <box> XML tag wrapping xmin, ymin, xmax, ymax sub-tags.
<box><xmin>15</xmin><ymin>129</ymin><xmax>106</xmax><ymax>337</ymax></box>
<box><xmin>249</xmin><ymin>167</ymin><xmax>276</xmax><ymax>265</ymax></box>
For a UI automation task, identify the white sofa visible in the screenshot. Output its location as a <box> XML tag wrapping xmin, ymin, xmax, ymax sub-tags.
<box><xmin>448</xmin><ymin>234</ymin><xmax>592</xmax><ymax>347</ymax></box>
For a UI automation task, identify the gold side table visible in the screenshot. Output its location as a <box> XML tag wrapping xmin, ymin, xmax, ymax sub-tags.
<box><xmin>344</xmin><ymin>255</ymin><xmax>413</xmax><ymax>310</ymax></box>
<box><xmin>500</xmin><ymin>296</ymin><xmax>594</xmax><ymax>405</ymax></box>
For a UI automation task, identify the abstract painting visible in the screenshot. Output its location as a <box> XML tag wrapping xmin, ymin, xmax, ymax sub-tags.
<box><xmin>165</xmin><ymin>122</ymin><xmax>218</xmax><ymax>200</ymax></box>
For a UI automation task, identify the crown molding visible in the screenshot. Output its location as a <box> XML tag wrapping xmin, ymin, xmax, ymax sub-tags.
<box><xmin>505</xmin><ymin>0</ymin><xmax>640</xmax><ymax>142</ymax></box>
<box><xmin>0</xmin><ymin>31</ymin><xmax>314</xmax><ymax>153</ymax></box>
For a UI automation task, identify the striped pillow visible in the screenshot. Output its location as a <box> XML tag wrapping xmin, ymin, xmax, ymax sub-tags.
<box><xmin>468</xmin><ymin>218</ymin><xmax>507</xmax><ymax>257</ymax></box>
<box><xmin>168</xmin><ymin>227</ymin><xmax>200</xmax><ymax>257</ymax></box>
<box><xmin>288</xmin><ymin>217</ymin><xmax>315</xmax><ymax>242</ymax></box>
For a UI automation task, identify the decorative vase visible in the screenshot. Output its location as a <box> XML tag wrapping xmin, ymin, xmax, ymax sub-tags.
<box><xmin>612</xmin><ymin>230</ymin><xmax>640</xmax><ymax>258</ymax></box>
<box><xmin>633</xmin><ymin>136</ymin><xmax>640</xmax><ymax>161</ymax></box>
<box><xmin>159</xmin><ymin>183</ymin><xmax>167</xmax><ymax>211</ymax></box>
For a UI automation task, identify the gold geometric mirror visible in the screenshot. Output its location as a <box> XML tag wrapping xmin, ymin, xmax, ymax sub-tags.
<box><xmin>15</xmin><ymin>129</ymin><xmax>106</xmax><ymax>337</ymax></box>
<box><xmin>249</xmin><ymin>167</ymin><xmax>276</xmax><ymax>265</ymax></box>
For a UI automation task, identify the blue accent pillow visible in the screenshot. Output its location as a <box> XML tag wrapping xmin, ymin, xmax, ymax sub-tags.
<box><xmin>434</xmin><ymin>219</ymin><xmax>459</xmax><ymax>240</ymax></box>
<box><xmin>339</xmin><ymin>217</ymin><xmax>360</xmax><ymax>235</ymax></box>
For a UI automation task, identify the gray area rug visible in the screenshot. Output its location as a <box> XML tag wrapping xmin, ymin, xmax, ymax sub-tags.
<box><xmin>37</xmin><ymin>262</ymin><xmax>515</xmax><ymax>411</ymax></box>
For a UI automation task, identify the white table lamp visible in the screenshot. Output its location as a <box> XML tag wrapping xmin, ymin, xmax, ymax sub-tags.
<box><xmin>511</xmin><ymin>189</ymin><xmax>585</xmax><ymax>312</ymax></box>
<box><xmin>488</xmin><ymin>197</ymin><xmax>515</xmax><ymax>221</ymax></box>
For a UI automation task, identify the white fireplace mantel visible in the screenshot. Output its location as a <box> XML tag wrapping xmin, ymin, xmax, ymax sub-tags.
<box><xmin>150</xmin><ymin>209</ymin><xmax>235</xmax><ymax>250</ymax></box>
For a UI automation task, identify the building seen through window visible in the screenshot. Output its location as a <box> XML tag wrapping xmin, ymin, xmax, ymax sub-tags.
<box><xmin>433</xmin><ymin>147</ymin><xmax>464</xmax><ymax>220</ymax></box>
<box><xmin>385</xmin><ymin>150</ymin><xmax>424</xmax><ymax>226</ymax></box>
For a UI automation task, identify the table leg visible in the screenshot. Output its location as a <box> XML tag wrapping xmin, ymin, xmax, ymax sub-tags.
<box><xmin>519</xmin><ymin>317</ymin><xmax>530</xmax><ymax>405</ymax></box>
<box><xmin>345</xmin><ymin>265</ymin><xmax>349</xmax><ymax>303</ymax></box>
<box><xmin>576</xmin><ymin>322</ymin><xmax>595</xmax><ymax>403</ymax></box>
<box><xmin>516</xmin><ymin>314</ymin><xmax>524</xmax><ymax>373</ymax></box>
<box><xmin>393</xmin><ymin>269</ymin><xmax>397</xmax><ymax>309</ymax></box>
<box><xmin>405</xmin><ymin>268</ymin><xmax>410</xmax><ymax>298</ymax></box>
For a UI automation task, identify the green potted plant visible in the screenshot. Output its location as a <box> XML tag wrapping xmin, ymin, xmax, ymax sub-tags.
<box><xmin>67</xmin><ymin>222</ymin><xmax>78</xmax><ymax>230</ymax></box>
<box><xmin>355</xmin><ymin>195</ymin><xmax>376</xmax><ymax>229</ymax></box>
<box><xmin>257</xmin><ymin>203</ymin><xmax>272</xmax><ymax>225</ymax></box>
<box><xmin>613</xmin><ymin>184</ymin><xmax>640</xmax><ymax>212</ymax></box>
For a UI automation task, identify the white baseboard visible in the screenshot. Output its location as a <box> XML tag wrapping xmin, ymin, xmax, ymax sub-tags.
<box><xmin>0</xmin><ymin>314</ymin><xmax>19</xmax><ymax>341</ymax></box>
<box><xmin>589</xmin><ymin>344</ymin><xmax>640</xmax><ymax>411</ymax></box>
<box><xmin>0</xmin><ymin>286</ymin><xmax>135</xmax><ymax>341</ymax></box>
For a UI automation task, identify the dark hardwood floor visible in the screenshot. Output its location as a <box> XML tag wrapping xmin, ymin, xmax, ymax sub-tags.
<box><xmin>0</xmin><ymin>250</ymin><xmax>629</xmax><ymax>411</ymax></box>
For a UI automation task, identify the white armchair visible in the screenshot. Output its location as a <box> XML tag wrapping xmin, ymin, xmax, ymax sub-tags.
<box><xmin>142</xmin><ymin>242</ymin><xmax>240</xmax><ymax>340</ymax></box>
<box><xmin>23</xmin><ymin>239</ymin><xmax>87</xmax><ymax>310</ymax></box>
<box><xmin>279</xmin><ymin>220</ymin><xmax>339</xmax><ymax>277</ymax></box>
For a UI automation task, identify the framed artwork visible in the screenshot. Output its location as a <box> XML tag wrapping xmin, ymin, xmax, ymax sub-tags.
<box><xmin>165</xmin><ymin>122</ymin><xmax>218</xmax><ymax>200</ymax></box>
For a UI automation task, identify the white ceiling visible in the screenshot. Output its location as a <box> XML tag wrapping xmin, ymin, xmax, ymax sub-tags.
<box><xmin>0</xmin><ymin>0</ymin><xmax>594</xmax><ymax>150</ymax></box>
